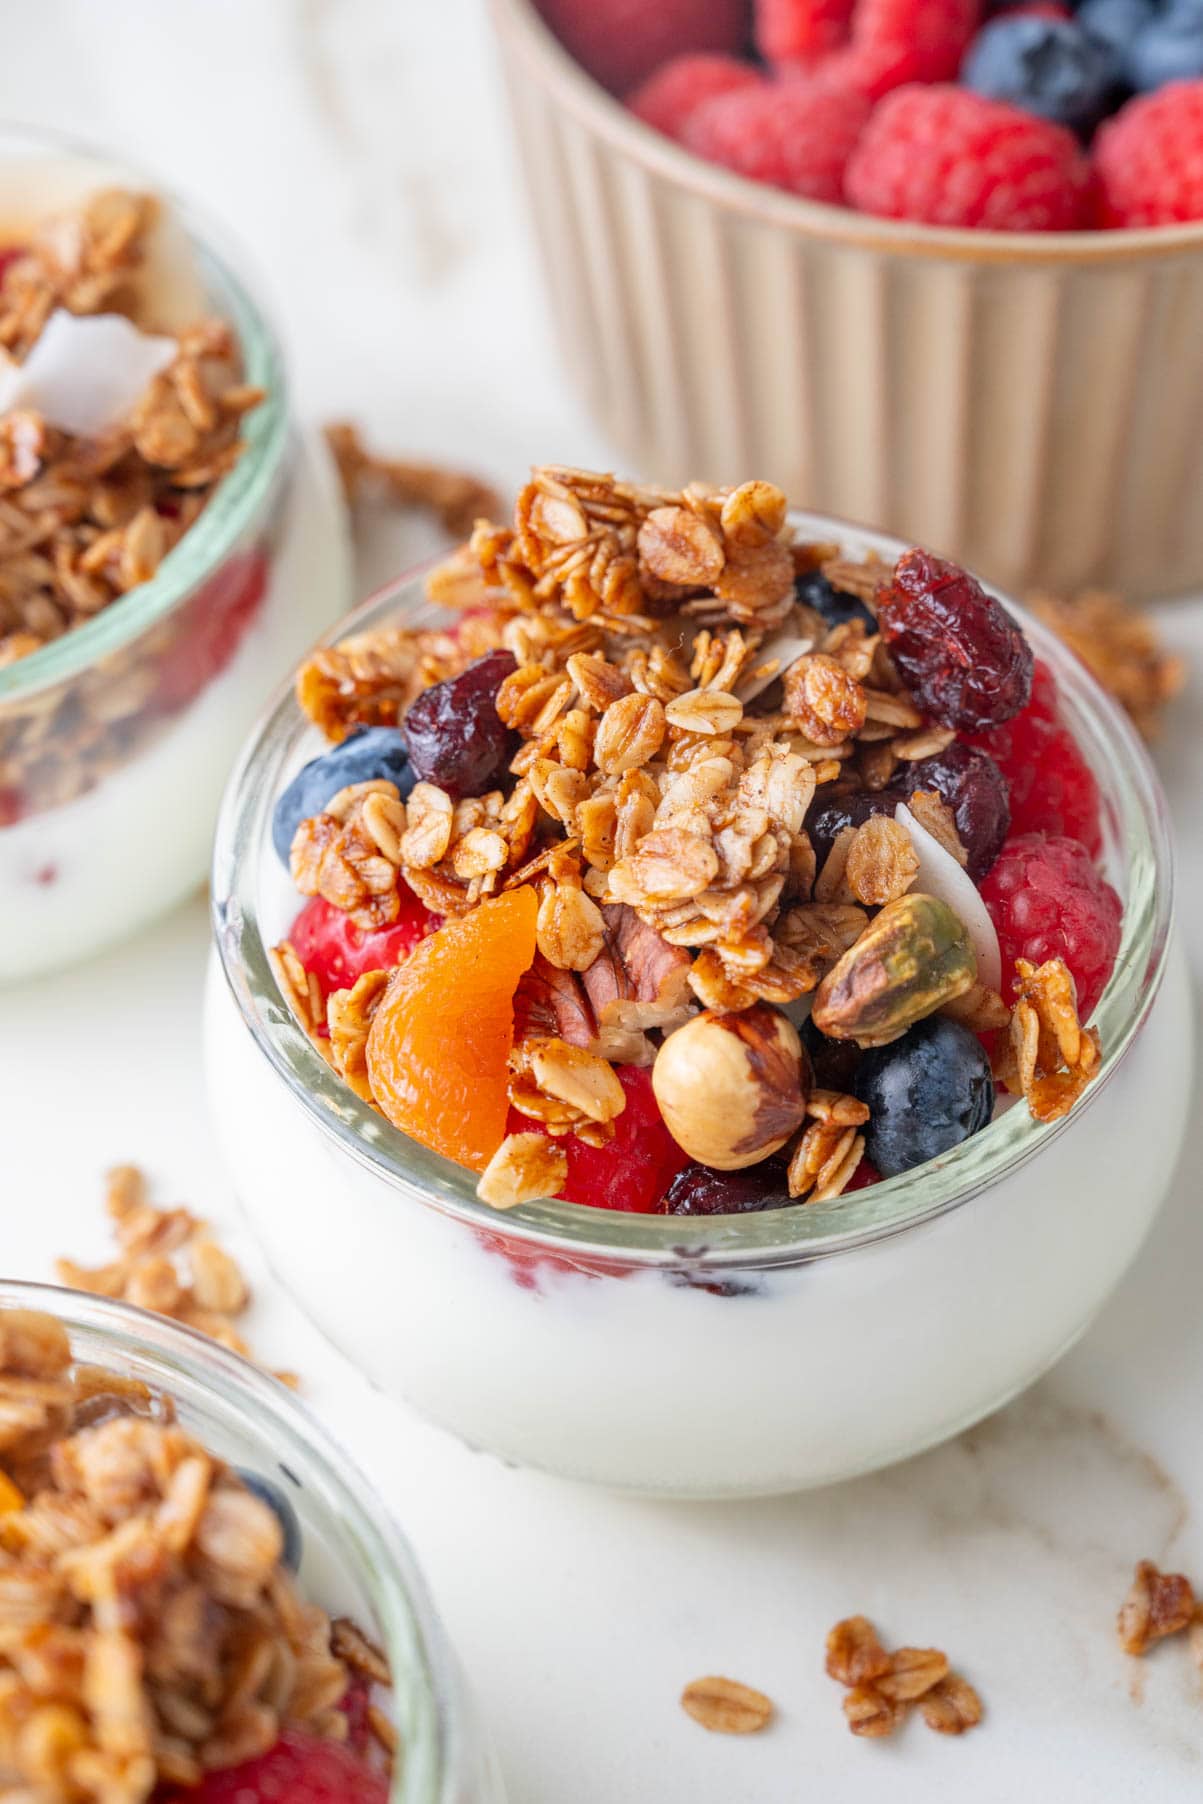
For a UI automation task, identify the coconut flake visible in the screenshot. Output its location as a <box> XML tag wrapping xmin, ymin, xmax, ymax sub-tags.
<box><xmin>734</xmin><ymin>631</ymin><xmax>816</xmax><ymax>705</ymax></box>
<box><xmin>895</xmin><ymin>802</ymin><xmax>1001</xmax><ymax>993</ymax></box>
<box><xmin>0</xmin><ymin>309</ymin><xmax>176</xmax><ymax>438</ymax></box>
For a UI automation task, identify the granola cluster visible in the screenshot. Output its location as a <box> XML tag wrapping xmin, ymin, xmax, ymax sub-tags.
<box><xmin>0</xmin><ymin>186</ymin><xmax>266</xmax><ymax>822</ymax></box>
<box><xmin>825</xmin><ymin>1615</ymin><xmax>982</xmax><ymax>1739</ymax></box>
<box><xmin>277</xmin><ymin>466</ymin><xmax>1106</xmax><ymax>1209</ymax></box>
<box><xmin>0</xmin><ymin>1308</ymin><xmax>389</xmax><ymax>1802</ymax></box>
<box><xmin>1116</xmin><ymin>1560</ymin><xmax>1201</xmax><ymax>1661</ymax></box>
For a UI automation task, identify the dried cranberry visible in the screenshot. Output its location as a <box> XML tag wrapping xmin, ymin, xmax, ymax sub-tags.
<box><xmin>660</xmin><ymin>1158</ymin><xmax>791</xmax><ymax>1216</ymax></box>
<box><xmin>403</xmin><ymin>649</ymin><xmax>517</xmax><ymax>798</ymax></box>
<box><xmin>878</xmin><ymin>549</ymin><xmax>1033</xmax><ymax>731</ymax></box>
<box><xmin>890</xmin><ymin>743</ymin><xmax>1010</xmax><ymax>880</ymax></box>
<box><xmin>806</xmin><ymin>744</ymin><xmax>1010</xmax><ymax>881</ymax></box>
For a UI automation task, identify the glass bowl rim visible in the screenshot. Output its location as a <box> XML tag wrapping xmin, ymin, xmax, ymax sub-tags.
<box><xmin>488</xmin><ymin>0</ymin><xmax>1203</xmax><ymax>263</ymax></box>
<box><xmin>0</xmin><ymin>119</ymin><xmax>289</xmax><ymax>704</ymax></box>
<box><xmin>210</xmin><ymin>511</ymin><xmax>1176</xmax><ymax>1273</ymax></box>
<box><xmin>0</xmin><ymin>1275</ymin><xmax>463</xmax><ymax>1804</ymax></box>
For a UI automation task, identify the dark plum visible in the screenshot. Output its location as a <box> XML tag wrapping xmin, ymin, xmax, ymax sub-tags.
<box><xmin>272</xmin><ymin>726</ymin><xmax>413</xmax><ymax>866</ymax></box>
<box><xmin>878</xmin><ymin>549</ymin><xmax>1033</xmax><ymax>731</ymax></box>
<box><xmin>854</xmin><ymin>1015</ymin><xmax>994</xmax><ymax>1178</ymax></box>
<box><xmin>661</xmin><ymin>1158</ymin><xmax>792</xmax><ymax>1216</ymax></box>
<box><xmin>403</xmin><ymin>648</ymin><xmax>517</xmax><ymax>799</ymax></box>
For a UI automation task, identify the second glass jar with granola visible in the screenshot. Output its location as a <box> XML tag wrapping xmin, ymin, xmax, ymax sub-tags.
<box><xmin>0</xmin><ymin>130</ymin><xmax>350</xmax><ymax>981</ymax></box>
<box><xmin>207</xmin><ymin>472</ymin><xmax>1191</xmax><ymax>1497</ymax></box>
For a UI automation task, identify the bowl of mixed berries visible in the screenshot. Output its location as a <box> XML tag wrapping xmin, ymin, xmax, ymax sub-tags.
<box><xmin>489</xmin><ymin>0</ymin><xmax>1203</xmax><ymax>599</ymax></box>
<box><xmin>0</xmin><ymin>1283</ymin><xmax>504</xmax><ymax>1803</ymax></box>
<box><xmin>206</xmin><ymin>468</ymin><xmax>1189</xmax><ymax>1497</ymax></box>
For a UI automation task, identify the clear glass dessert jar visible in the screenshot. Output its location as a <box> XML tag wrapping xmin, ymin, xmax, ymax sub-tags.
<box><xmin>0</xmin><ymin>126</ymin><xmax>350</xmax><ymax>982</ymax></box>
<box><xmin>0</xmin><ymin>1278</ymin><xmax>504</xmax><ymax>1803</ymax></box>
<box><xmin>205</xmin><ymin>520</ymin><xmax>1192</xmax><ymax>1500</ymax></box>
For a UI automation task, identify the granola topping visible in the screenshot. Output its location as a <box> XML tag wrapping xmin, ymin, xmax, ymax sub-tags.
<box><xmin>270</xmin><ymin>467</ymin><xmax>1116</xmax><ymax>1216</ymax></box>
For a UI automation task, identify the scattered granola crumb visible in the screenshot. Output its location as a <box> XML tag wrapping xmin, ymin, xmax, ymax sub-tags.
<box><xmin>1029</xmin><ymin>589</ymin><xmax>1186</xmax><ymax>741</ymax></box>
<box><xmin>680</xmin><ymin>1674</ymin><xmax>774</xmax><ymax>1734</ymax></box>
<box><xmin>55</xmin><ymin>1166</ymin><xmax>298</xmax><ymax>1387</ymax></box>
<box><xmin>325</xmin><ymin>421</ymin><xmax>501</xmax><ymax>540</ymax></box>
<box><xmin>825</xmin><ymin>1615</ymin><xmax>981</xmax><ymax>1740</ymax></box>
<box><xmin>1117</xmin><ymin>1560</ymin><xmax>1197</xmax><ymax>1656</ymax></box>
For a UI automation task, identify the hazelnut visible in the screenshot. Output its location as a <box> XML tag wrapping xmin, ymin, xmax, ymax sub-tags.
<box><xmin>652</xmin><ymin>1005</ymin><xmax>809</xmax><ymax>1170</ymax></box>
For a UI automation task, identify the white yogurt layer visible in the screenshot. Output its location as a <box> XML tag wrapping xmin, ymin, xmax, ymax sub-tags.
<box><xmin>204</xmin><ymin>937</ymin><xmax>1192</xmax><ymax>1498</ymax></box>
<box><xmin>0</xmin><ymin>433</ymin><xmax>349</xmax><ymax>982</ymax></box>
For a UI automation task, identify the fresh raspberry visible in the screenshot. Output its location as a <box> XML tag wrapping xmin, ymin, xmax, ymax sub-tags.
<box><xmin>155</xmin><ymin>549</ymin><xmax>269</xmax><ymax>713</ymax></box>
<box><xmin>683</xmin><ymin>80</ymin><xmax>872</xmax><ymax>201</ymax></box>
<box><xmin>158</xmin><ymin>1731</ymin><xmax>388</xmax><ymax>1804</ymax></box>
<box><xmin>290</xmin><ymin>891</ymin><xmax>437</xmax><ymax>1000</ymax></box>
<box><xmin>755</xmin><ymin>0</ymin><xmax>855</xmax><ymax>59</ymax></box>
<box><xmin>627</xmin><ymin>54</ymin><xmax>763</xmax><ymax>141</ymax></box>
<box><xmin>1094</xmin><ymin>82</ymin><xmax>1203</xmax><ymax>227</ymax></box>
<box><xmin>878</xmin><ymin>547</ymin><xmax>1034</xmax><ymax>730</ymax></box>
<box><xmin>819</xmin><ymin>0</ymin><xmax>980</xmax><ymax>97</ymax></box>
<box><xmin>845</xmin><ymin>85</ymin><xmax>1090</xmax><ymax>228</ymax></box>
<box><xmin>980</xmin><ymin>834</ymin><xmax>1122</xmax><ymax>1017</ymax></box>
<box><xmin>542</xmin><ymin>1064</ymin><xmax>692</xmax><ymax>1212</ymax></box>
<box><xmin>536</xmin><ymin>0</ymin><xmax>749</xmax><ymax>96</ymax></box>
<box><xmin>971</xmin><ymin>702</ymin><xmax>1102</xmax><ymax>856</ymax></box>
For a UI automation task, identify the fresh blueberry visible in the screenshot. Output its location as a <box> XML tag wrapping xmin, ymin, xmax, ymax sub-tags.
<box><xmin>1077</xmin><ymin>0</ymin><xmax>1155</xmax><ymax>62</ymax></box>
<box><xmin>795</xmin><ymin>567</ymin><xmax>876</xmax><ymax>633</ymax></box>
<box><xmin>962</xmin><ymin>16</ymin><xmax>1118</xmax><ymax>132</ymax></box>
<box><xmin>238</xmin><ymin>1470</ymin><xmax>302</xmax><ymax>1571</ymax></box>
<box><xmin>1125</xmin><ymin>0</ymin><xmax>1203</xmax><ymax>88</ymax></box>
<box><xmin>271</xmin><ymin>726</ymin><xmax>413</xmax><ymax>866</ymax></box>
<box><xmin>853</xmin><ymin>1015</ymin><xmax>994</xmax><ymax>1178</ymax></box>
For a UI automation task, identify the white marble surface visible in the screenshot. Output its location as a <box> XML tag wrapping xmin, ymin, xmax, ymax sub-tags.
<box><xmin>3</xmin><ymin>4</ymin><xmax>1203</xmax><ymax>1799</ymax></box>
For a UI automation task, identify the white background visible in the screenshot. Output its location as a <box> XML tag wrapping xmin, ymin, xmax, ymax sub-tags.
<box><xmin>3</xmin><ymin>5</ymin><xmax>1203</xmax><ymax>1798</ymax></box>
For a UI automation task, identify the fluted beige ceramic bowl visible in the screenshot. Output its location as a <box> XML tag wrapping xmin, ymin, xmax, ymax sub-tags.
<box><xmin>491</xmin><ymin>0</ymin><xmax>1203</xmax><ymax>598</ymax></box>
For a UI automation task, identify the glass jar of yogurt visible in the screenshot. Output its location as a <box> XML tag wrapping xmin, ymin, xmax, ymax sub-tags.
<box><xmin>0</xmin><ymin>1277</ymin><xmax>504</xmax><ymax>1802</ymax></box>
<box><xmin>0</xmin><ymin>127</ymin><xmax>350</xmax><ymax>981</ymax></box>
<box><xmin>205</xmin><ymin>518</ymin><xmax>1192</xmax><ymax>1499</ymax></box>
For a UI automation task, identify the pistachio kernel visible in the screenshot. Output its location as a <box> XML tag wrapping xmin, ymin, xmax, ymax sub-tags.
<box><xmin>811</xmin><ymin>893</ymin><xmax>977</xmax><ymax>1048</ymax></box>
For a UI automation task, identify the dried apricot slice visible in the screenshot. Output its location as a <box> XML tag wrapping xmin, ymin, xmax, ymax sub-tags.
<box><xmin>365</xmin><ymin>885</ymin><xmax>538</xmax><ymax>1170</ymax></box>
